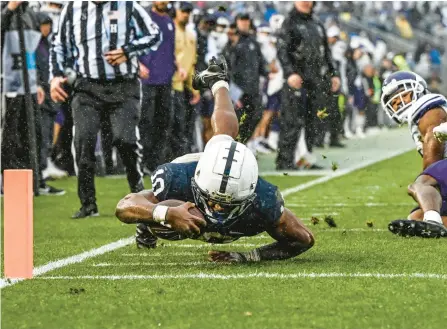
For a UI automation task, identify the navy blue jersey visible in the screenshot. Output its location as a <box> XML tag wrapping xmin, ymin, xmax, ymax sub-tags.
<box><xmin>151</xmin><ymin>161</ymin><xmax>285</xmax><ymax>239</ymax></box>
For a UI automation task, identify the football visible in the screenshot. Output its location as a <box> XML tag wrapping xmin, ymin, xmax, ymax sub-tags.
<box><xmin>147</xmin><ymin>200</ymin><xmax>206</xmax><ymax>240</ymax></box>
<box><xmin>157</xmin><ymin>199</ymin><xmax>205</xmax><ymax>220</ymax></box>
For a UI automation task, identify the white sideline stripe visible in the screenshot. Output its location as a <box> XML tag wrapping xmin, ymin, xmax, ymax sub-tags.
<box><xmin>0</xmin><ymin>237</ymin><xmax>134</xmax><ymax>289</ymax></box>
<box><xmin>93</xmin><ymin>262</ymin><xmax>209</xmax><ymax>267</ymax></box>
<box><xmin>36</xmin><ymin>272</ymin><xmax>447</xmax><ymax>280</ymax></box>
<box><xmin>281</xmin><ymin>146</ymin><xmax>413</xmax><ymax>197</ymax></box>
<box><xmin>0</xmin><ymin>146</ymin><xmax>412</xmax><ymax>290</ymax></box>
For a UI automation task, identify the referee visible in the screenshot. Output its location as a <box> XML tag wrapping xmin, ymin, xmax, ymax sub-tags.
<box><xmin>50</xmin><ymin>1</ymin><xmax>161</xmax><ymax>219</ymax></box>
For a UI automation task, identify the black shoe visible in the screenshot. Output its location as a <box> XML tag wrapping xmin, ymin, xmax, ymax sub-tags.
<box><xmin>388</xmin><ymin>219</ymin><xmax>447</xmax><ymax>238</ymax></box>
<box><xmin>329</xmin><ymin>141</ymin><xmax>346</xmax><ymax>148</ymax></box>
<box><xmin>276</xmin><ymin>163</ymin><xmax>300</xmax><ymax>171</ymax></box>
<box><xmin>130</xmin><ymin>181</ymin><xmax>145</xmax><ymax>193</ymax></box>
<box><xmin>39</xmin><ymin>184</ymin><xmax>66</xmax><ymax>196</ymax></box>
<box><xmin>72</xmin><ymin>204</ymin><xmax>99</xmax><ymax>219</ymax></box>
<box><xmin>136</xmin><ymin>223</ymin><xmax>158</xmax><ymax>249</ymax></box>
<box><xmin>192</xmin><ymin>56</ymin><xmax>228</xmax><ymax>91</ymax></box>
<box><xmin>303</xmin><ymin>164</ymin><xmax>324</xmax><ymax>170</ymax></box>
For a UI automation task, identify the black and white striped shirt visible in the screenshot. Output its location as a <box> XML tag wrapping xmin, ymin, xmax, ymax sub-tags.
<box><xmin>50</xmin><ymin>1</ymin><xmax>162</xmax><ymax>81</ymax></box>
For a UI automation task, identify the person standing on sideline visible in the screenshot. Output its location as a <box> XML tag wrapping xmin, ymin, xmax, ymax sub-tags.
<box><xmin>276</xmin><ymin>1</ymin><xmax>340</xmax><ymax>170</ymax></box>
<box><xmin>50</xmin><ymin>1</ymin><xmax>161</xmax><ymax>218</ymax></box>
<box><xmin>167</xmin><ymin>1</ymin><xmax>200</xmax><ymax>161</ymax></box>
<box><xmin>1</xmin><ymin>1</ymin><xmax>65</xmax><ymax>196</ymax></box>
<box><xmin>138</xmin><ymin>1</ymin><xmax>181</xmax><ymax>174</ymax></box>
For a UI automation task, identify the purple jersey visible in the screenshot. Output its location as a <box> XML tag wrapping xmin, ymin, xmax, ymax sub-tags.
<box><xmin>420</xmin><ymin>159</ymin><xmax>447</xmax><ymax>215</ymax></box>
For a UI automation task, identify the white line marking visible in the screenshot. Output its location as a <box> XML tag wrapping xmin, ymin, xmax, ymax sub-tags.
<box><xmin>93</xmin><ymin>262</ymin><xmax>209</xmax><ymax>267</ymax></box>
<box><xmin>260</xmin><ymin>170</ymin><xmax>333</xmax><ymax>176</ymax></box>
<box><xmin>158</xmin><ymin>243</ymin><xmax>261</xmax><ymax>248</ymax></box>
<box><xmin>0</xmin><ymin>237</ymin><xmax>134</xmax><ymax>289</ymax></box>
<box><xmin>121</xmin><ymin>252</ymin><xmax>198</xmax><ymax>257</ymax></box>
<box><xmin>287</xmin><ymin>202</ymin><xmax>415</xmax><ymax>208</ymax></box>
<box><xmin>281</xmin><ymin>146</ymin><xmax>413</xmax><ymax>197</ymax></box>
<box><xmin>316</xmin><ymin>228</ymin><xmax>388</xmax><ymax>232</ymax></box>
<box><xmin>0</xmin><ymin>146</ymin><xmax>412</xmax><ymax>289</ymax></box>
<box><xmin>36</xmin><ymin>272</ymin><xmax>447</xmax><ymax>280</ymax></box>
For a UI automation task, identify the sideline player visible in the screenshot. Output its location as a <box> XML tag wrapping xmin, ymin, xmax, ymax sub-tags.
<box><xmin>380</xmin><ymin>71</ymin><xmax>447</xmax><ymax>237</ymax></box>
<box><xmin>115</xmin><ymin>57</ymin><xmax>314</xmax><ymax>263</ymax></box>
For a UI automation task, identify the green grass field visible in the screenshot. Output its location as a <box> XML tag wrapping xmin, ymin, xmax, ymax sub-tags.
<box><xmin>2</xmin><ymin>151</ymin><xmax>447</xmax><ymax>329</ymax></box>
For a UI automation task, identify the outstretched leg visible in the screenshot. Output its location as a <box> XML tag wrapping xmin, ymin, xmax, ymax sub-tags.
<box><xmin>388</xmin><ymin>161</ymin><xmax>447</xmax><ymax>238</ymax></box>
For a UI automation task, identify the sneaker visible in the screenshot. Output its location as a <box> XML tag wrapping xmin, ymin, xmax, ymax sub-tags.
<box><xmin>39</xmin><ymin>184</ymin><xmax>66</xmax><ymax>196</ymax></box>
<box><xmin>136</xmin><ymin>223</ymin><xmax>158</xmax><ymax>249</ymax></box>
<box><xmin>42</xmin><ymin>158</ymin><xmax>68</xmax><ymax>180</ymax></box>
<box><xmin>256</xmin><ymin>143</ymin><xmax>272</xmax><ymax>154</ymax></box>
<box><xmin>192</xmin><ymin>56</ymin><xmax>229</xmax><ymax>91</ymax></box>
<box><xmin>72</xmin><ymin>204</ymin><xmax>99</xmax><ymax>219</ymax></box>
<box><xmin>388</xmin><ymin>219</ymin><xmax>447</xmax><ymax>238</ymax></box>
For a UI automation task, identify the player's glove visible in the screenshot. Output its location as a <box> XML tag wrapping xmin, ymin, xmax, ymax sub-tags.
<box><xmin>208</xmin><ymin>250</ymin><xmax>261</xmax><ymax>263</ymax></box>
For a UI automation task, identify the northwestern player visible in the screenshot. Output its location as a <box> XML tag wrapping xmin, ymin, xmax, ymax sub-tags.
<box><xmin>115</xmin><ymin>57</ymin><xmax>315</xmax><ymax>262</ymax></box>
<box><xmin>380</xmin><ymin>71</ymin><xmax>447</xmax><ymax>237</ymax></box>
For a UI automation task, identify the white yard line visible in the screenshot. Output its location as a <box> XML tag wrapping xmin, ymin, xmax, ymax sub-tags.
<box><xmin>36</xmin><ymin>272</ymin><xmax>447</xmax><ymax>280</ymax></box>
<box><xmin>0</xmin><ymin>146</ymin><xmax>412</xmax><ymax>290</ymax></box>
<box><xmin>287</xmin><ymin>202</ymin><xmax>415</xmax><ymax>208</ymax></box>
<box><xmin>0</xmin><ymin>237</ymin><xmax>134</xmax><ymax>289</ymax></box>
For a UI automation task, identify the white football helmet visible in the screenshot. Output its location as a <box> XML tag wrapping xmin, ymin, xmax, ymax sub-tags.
<box><xmin>191</xmin><ymin>136</ymin><xmax>258</xmax><ymax>227</ymax></box>
<box><xmin>381</xmin><ymin>71</ymin><xmax>428</xmax><ymax>124</ymax></box>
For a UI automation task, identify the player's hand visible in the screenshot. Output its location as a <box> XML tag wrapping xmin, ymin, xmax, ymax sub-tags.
<box><xmin>166</xmin><ymin>202</ymin><xmax>207</xmax><ymax>238</ymax></box>
<box><xmin>50</xmin><ymin>77</ymin><xmax>68</xmax><ymax>103</ymax></box>
<box><xmin>104</xmin><ymin>48</ymin><xmax>128</xmax><ymax>66</ymax></box>
<box><xmin>287</xmin><ymin>73</ymin><xmax>303</xmax><ymax>89</ymax></box>
<box><xmin>208</xmin><ymin>250</ymin><xmax>246</xmax><ymax>263</ymax></box>
<box><xmin>7</xmin><ymin>1</ymin><xmax>23</xmax><ymax>11</ymax></box>
<box><xmin>37</xmin><ymin>86</ymin><xmax>45</xmax><ymax>105</ymax></box>
<box><xmin>138</xmin><ymin>62</ymin><xmax>150</xmax><ymax>79</ymax></box>
<box><xmin>331</xmin><ymin>76</ymin><xmax>341</xmax><ymax>93</ymax></box>
<box><xmin>178</xmin><ymin>67</ymin><xmax>188</xmax><ymax>81</ymax></box>
<box><xmin>190</xmin><ymin>93</ymin><xmax>201</xmax><ymax>105</ymax></box>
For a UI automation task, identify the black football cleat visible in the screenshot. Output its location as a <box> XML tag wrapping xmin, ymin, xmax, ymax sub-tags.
<box><xmin>72</xmin><ymin>204</ymin><xmax>99</xmax><ymax>219</ymax></box>
<box><xmin>388</xmin><ymin>219</ymin><xmax>447</xmax><ymax>238</ymax></box>
<box><xmin>192</xmin><ymin>55</ymin><xmax>229</xmax><ymax>91</ymax></box>
<box><xmin>136</xmin><ymin>223</ymin><xmax>158</xmax><ymax>249</ymax></box>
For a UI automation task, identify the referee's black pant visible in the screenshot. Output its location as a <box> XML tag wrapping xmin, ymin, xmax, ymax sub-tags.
<box><xmin>139</xmin><ymin>84</ymin><xmax>172</xmax><ymax>172</ymax></box>
<box><xmin>71</xmin><ymin>78</ymin><xmax>144</xmax><ymax>207</ymax></box>
<box><xmin>276</xmin><ymin>81</ymin><xmax>330</xmax><ymax>167</ymax></box>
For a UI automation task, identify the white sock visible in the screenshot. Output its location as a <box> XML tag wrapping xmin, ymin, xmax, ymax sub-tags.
<box><xmin>211</xmin><ymin>81</ymin><xmax>229</xmax><ymax>96</ymax></box>
<box><xmin>423</xmin><ymin>210</ymin><xmax>443</xmax><ymax>225</ymax></box>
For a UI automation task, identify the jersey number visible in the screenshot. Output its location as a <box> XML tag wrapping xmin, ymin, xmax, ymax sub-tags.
<box><xmin>151</xmin><ymin>169</ymin><xmax>165</xmax><ymax>196</ymax></box>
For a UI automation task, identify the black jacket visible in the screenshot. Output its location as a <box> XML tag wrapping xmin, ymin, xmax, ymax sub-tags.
<box><xmin>224</xmin><ymin>33</ymin><xmax>267</xmax><ymax>95</ymax></box>
<box><xmin>277</xmin><ymin>9</ymin><xmax>336</xmax><ymax>86</ymax></box>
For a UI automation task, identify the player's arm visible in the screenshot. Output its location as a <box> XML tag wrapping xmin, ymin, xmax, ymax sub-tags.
<box><xmin>209</xmin><ymin>209</ymin><xmax>314</xmax><ymax>263</ymax></box>
<box><xmin>115</xmin><ymin>191</ymin><xmax>206</xmax><ymax>236</ymax></box>
<box><xmin>418</xmin><ymin>108</ymin><xmax>446</xmax><ymax>169</ymax></box>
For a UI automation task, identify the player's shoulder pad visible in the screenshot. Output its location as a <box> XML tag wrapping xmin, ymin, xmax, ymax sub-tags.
<box><xmin>410</xmin><ymin>93</ymin><xmax>447</xmax><ymax>124</ymax></box>
<box><xmin>253</xmin><ymin>177</ymin><xmax>285</xmax><ymax>224</ymax></box>
<box><xmin>151</xmin><ymin>162</ymin><xmax>197</xmax><ymax>201</ymax></box>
